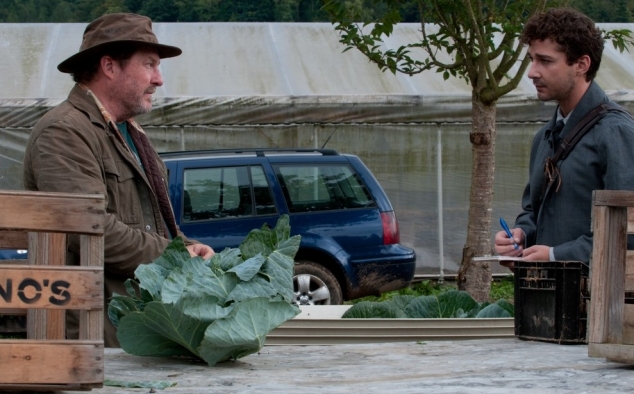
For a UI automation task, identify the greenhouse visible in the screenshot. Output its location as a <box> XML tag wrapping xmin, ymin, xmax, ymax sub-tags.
<box><xmin>1</xmin><ymin>22</ymin><xmax>633</xmax><ymax>275</ymax></box>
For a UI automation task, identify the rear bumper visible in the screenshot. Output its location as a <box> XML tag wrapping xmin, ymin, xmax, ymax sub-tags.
<box><xmin>345</xmin><ymin>245</ymin><xmax>416</xmax><ymax>300</ymax></box>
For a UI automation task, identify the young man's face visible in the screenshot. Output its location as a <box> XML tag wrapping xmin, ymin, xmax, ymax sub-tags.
<box><xmin>111</xmin><ymin>47</ymin><xmax>163</xmax><ymax>120</ymax></box>
<box><xmin>526</xmin><ymin>38</ymin><xmax>577</xmax><ymax>103</ymax></box>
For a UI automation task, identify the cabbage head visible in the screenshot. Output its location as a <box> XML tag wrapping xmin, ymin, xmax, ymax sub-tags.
<box><xmin>108</xmin><ymin>215</ymin><xmax>301</xmax><ymax>366</ymax></box>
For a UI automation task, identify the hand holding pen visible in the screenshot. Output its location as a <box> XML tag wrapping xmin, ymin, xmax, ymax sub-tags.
<box><xmin>499</xmin><ymin>217</ymin><xmax>520</xmax><ymax>251</ymax></box>
<box><xmin>494</xmin><ymin>217</ymin><xmax>523</xmax><ymax>258</ymax></box>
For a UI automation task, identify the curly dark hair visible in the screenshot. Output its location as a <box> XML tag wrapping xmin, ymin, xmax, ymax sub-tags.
<box><xmin>520</xmin><ymin>8</ymin><xmax>603</xmax><ymax>81</ymax></box>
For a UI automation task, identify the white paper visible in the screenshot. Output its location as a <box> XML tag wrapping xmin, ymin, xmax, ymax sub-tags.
<box><xmin>472</xmin><ymin>255</ymin><xmax>525</xmax><ymax>262</ymax></box>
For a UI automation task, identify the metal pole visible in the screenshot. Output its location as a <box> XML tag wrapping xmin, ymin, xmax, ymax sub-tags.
<box><xmin>437</xmin><ymin>125</ymin><xmax>445</xmax><ymax>283</ymax></box>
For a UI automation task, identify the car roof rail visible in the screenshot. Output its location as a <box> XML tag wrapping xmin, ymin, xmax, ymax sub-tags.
<box><xmin>159</xmin><ymin>148</ymin><xmax>340</xmax><ymax>157</ymax></box>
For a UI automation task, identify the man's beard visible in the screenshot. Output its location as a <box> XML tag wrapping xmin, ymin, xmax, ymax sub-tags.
<box><xmin>117</xmin><ymin>90</ymin><xmax>153</xmax><ymax>120</ymax></box>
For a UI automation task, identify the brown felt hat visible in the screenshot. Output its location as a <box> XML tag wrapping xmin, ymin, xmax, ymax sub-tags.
<box><xmin>57</xmin><ymin>13</ymin><xmax>182</xmax><ymax>74</ymax></box>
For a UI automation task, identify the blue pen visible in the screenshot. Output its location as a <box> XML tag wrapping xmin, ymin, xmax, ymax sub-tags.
<box><xmin>500</xmin><ymin>217</ymin><xmax>520</xmax><ymax>251</ymax></box>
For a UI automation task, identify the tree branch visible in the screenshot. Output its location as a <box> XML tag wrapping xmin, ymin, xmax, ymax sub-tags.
<box><xmin>465</xmin><ymin>0</ymin><xmax>498</xmax><ymax>91</ymax></box>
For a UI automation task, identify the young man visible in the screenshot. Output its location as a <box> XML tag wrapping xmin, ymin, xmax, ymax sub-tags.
<box><xmin>23</xmin><ymin>13</ymin><xmax>214</xmax><ymax>346</ymax></box>
<box><xmin>494</xmin><ymin>8</ymin><xmax>634</xmax><ymax>265</ymax></box>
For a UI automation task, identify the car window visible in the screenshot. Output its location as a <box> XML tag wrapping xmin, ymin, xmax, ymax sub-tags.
<box><xmin>275</xmin><ymin>164</ymin><xmax>376</xmax><ymax>213</ymax></box>
<box><xmin>182</xmin><ymin>165</ymin><xmax>276</xmax><ymax>221</ymax></box>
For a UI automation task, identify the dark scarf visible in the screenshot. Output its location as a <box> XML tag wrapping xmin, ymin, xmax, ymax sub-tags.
<box><xmin>128</xmin><ymin>127</ymin><xmax>179</xmax><ymax>239</ymax></box>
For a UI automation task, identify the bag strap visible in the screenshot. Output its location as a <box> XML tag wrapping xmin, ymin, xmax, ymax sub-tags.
<box><xmin>552</xmin><ymin>102</ymin><xmax>629</xmax><ymax>163</ymax></box>
<box><xmin>541</xmin><ymin>102</ymin><xmax>632</xmax><ymax>199</ymax></box>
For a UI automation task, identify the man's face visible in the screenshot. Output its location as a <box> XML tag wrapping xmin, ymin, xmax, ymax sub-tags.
<box><xmin>526</xmin><ymin>39</ymin><xmax>576</xmax><ymax>103</ymax></box>
<box><xmin>111</xmin><ymin>48</ymin><xmax>163</xmax><ymax>120</ymax></box>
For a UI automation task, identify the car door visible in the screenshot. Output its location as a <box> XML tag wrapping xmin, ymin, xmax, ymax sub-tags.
<box><xmin>165</xmin><ymin>156</ymin><xmax>286</xmax><ymax>251</ymax></box>
<box><xmin>269</xmin><ymin>157</ymin><xmax>383</xmax><ymax>259</ymax></box>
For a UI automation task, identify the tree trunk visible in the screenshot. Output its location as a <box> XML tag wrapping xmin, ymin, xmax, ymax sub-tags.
<box><xmin>457</xmin><ymin>96</ymin><xmax>496</xmax><ymax>302</ymax></box>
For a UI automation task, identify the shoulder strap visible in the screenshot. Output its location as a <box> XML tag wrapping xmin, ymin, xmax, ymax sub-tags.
<box><xmin>541</xmin><ymin>102</ymin><xmax>632</xmax><ymax>200</ymax></box>
<box><xmin>552</xmin><ymin>102</ymin><xmax>630</xmax><ymax>164</ymax></box>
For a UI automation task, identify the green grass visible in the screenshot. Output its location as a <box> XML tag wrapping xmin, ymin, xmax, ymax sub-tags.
<box><xmin>490</xmin><ymin>275</ymin><xmax>514</xmax><ymax>303</ymax></box>
<box><xmin>346</xmin><ymin>275</ymin><xmax>515</xmax><ymax>305</ymax></box>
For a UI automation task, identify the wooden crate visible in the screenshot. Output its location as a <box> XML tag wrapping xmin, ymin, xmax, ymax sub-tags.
<box><xmin>588</xmin><ymin>190</ymin><xmax>634</xmax><ymax>364</ymax></box>
<box><xmin>0</xmin><ymin>190</ymin><xmax>105</xmax><ymax>391</ymax></box>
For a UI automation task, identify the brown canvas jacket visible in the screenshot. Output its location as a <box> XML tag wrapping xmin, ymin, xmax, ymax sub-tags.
<box><xmin>24</xmin><ymin>83</ymin><xmax>195</xmax><ymax>269</ymax></box>
<box><xmin>24</xmin><ymin>85</ymin><xmax>198</xmax><ymax>347</ymax></box>
<box><xmin>23</xmin><ymin>84</ymin><xmax>195</xmax><ymax>345</ymax></box>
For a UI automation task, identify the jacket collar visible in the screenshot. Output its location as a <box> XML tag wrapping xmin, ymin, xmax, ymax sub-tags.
<box><xmin>67</xmin><ymin>83</ymin><xmax>108</xmax><ymax>130</ymax></box>
<box><xmin>67</xmin><ymin>83</ymin><xmax>148</xmax><ymax>156</ymax></box>
<box><xmin>543</xmin><ymin>81</ymin><xmax>608</xmax><ymax>141</ymax></box>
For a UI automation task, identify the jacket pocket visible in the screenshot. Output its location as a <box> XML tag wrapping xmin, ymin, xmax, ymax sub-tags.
<box><xmin>104</xmin><ymin>159</ymin><xmax>142</xmax><ymax>225</ymax></box>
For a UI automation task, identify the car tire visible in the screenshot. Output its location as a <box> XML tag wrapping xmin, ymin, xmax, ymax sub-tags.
<box><xmin>293</xmin><ymin>261</ymin><xmax>343</xmax><ymax>305</ymax></box>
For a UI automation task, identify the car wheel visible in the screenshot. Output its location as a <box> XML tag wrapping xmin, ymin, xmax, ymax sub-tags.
<box><xmin>293</xmin><ymin>261</ymin><xmax>343</xmax><ymax>305</ymax></box>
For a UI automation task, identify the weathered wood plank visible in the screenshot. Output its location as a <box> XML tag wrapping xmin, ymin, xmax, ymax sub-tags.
<box><xmin>79</xmin><ymin>234</ymin><xmax>104</xmax><ymax>341</ymax></box>
<box><xmin>0</xmin><ymin>265</ymin><xmax>104</xmax><ymax>310</ymax></box>
<box><xmin>0</xmin><ymin>230</ymin><xmax>28</xmax><ymax>249</ymax></box>
<box><xmin>589</xmin><ymin>205</ymin><xmax>611</xmax><ymax>344</ymax></box>
<box><xmin>593</xmin><ymin>190</ymin><xmax>634</xmax><ymax>207</ymax></box>
<box><xmin>0</xmin><ymin>308</ymin><xmax>26</xmax><ymax>315</ymax></box>
<box><xmin>0</xmin><ymin>190</ymin><xmax>105</xmax><ymax>389</ymax></box>
<box><xmin>589</xmin><ymin>205</ymin><xmax>627</xmax><ymax>344</ymax></box>
<box><xmin>625</xmin><ymin>304</ymin><xmax>634</xmax><ymax>345</ymax></box>
<box><xmin>627</xmin><ymin>252</ymin><xmax>634</xmax><ymax>292</ymax></box>
<box><xmin>0</xmin><ymin>259</ymin><xmax>28</xmax><ymax>266</ymax></box>
<box><xmin>28</xmin><ymin>232</ymin><xmax>66</xmax><ymax>340</ymax></box>
<box><xmin>0</xmin><ymin>191</ymin><xmax>105</xmax><ymax>235</ymax></box>
<box><xmin>0</xmin><ymin>340</ymin><xmax>103</xmax><ymax>385</ymax></box>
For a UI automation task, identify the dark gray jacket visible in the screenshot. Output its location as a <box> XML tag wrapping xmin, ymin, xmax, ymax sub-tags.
<box><xmin>515</xmin><ymin>81</ymin><xmax>634</xmax><ymax>264</ymax></box>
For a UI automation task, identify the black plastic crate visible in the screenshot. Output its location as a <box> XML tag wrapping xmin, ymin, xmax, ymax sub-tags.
<box><xmin>514</xmin><ymin>261</ymin><xmax>589</xmax><ymax>344</ymax></box>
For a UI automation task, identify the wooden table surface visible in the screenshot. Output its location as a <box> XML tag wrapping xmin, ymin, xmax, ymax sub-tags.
<box><xmin>53</xmin><ymin>338</ymin><xmax>634</xmax><ymax>394</ymax></box>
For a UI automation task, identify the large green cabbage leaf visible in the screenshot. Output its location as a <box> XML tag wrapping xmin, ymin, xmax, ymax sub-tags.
<box><xmin>108</xmin><ymin>215</ymin><xmax>301</xmax><ymax>366</ymax></box>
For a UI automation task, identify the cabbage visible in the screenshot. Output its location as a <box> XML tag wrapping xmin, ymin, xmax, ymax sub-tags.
<box><xmin>108</xmin><ymin>215</ymin><xmax>300</xmax><ymax>366</ymax></box>
<box><xmin>342</xmin><ymin>290</ymin><xmax>514</xmax><ymax>319</ymax></box>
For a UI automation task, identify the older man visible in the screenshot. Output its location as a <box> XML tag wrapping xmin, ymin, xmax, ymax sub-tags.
<box><xmin>23</xmin><ymin>13</ymin><xmax>214</xmax><ymax>347</ymax></box>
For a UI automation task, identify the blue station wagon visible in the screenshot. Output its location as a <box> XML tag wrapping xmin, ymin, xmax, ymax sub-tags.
<box><xmin>161</xmin><ymin>148</ymin><xmax>416</xmax><ymax>305</ymax></box>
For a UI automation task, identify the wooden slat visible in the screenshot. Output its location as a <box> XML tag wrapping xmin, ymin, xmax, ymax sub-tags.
<box><xmin>626</xmin><ymin>207</ymin><xmax>634</xmax><ymax>291</ymax></box>
<box><xmin>28</xmin><ymin>232</ymin><xmax>66</xmax><ymax>340</ymax></box>
<box><xmin>0</xmin><ymin>259</ymin><xmax>28</xmax><ymax>266</ymax></box>
<box><xmin>0</xmin><ymin>230</ymin><xmax>28</xmax><ymax>249</ymax></box>
<box><xmin>0</xmin><ymin>308</ymin><xmax>26</xmax><ymax>315</ymax></box>
<box><xmin>0</xmin><ymin>265</ymin><xmax>103</xmax><ymax>310</ymax></box>
<box><xmin>589</xmin><ymin>205</ymin><xmax>627</xmax><ymax>344</ymax></box>
<box><xmin>624</xmin><ymin>304</ymin><xmax>634</xmax><ymax>345</ymax></box>
<box><xmin>0</xmin><ymin>191</ymin><xmax>105</xmax><ymax>235</ymax></box>
<box><xmin>627</xmin><ymin>252</ymin><xmax>634</xmax><ymax>292</ymax></box>
<box><xmin>0</xmin><ymin>340</ymin><xmax>103</xmax><ymax>385</ymax></box>
<box><xmin>593</xmin><ymin>190</ymin><xmax>634</xmax><ymax>208</ymax></box>
<box><xmin>0</xmin><ymin>191</ymin><xmax>105</xmax><ymax>388</ymax></box>
<box><xmin>589</xmin><ymin>205</ymin><xmax>612</xmax><ymax>344</ymax></box>
<box><xmin>79</xmin><ymin>234</ymin><xmax>104</xmax><ymax>341</ymax></box>
<box><xmin>0</xmin><ymin>383</ymin><xmax>96</xmax><ymax>391</ymax></box>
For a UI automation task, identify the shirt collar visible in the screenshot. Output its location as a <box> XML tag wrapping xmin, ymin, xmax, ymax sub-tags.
<box><xmin>556</xmin><ymin>106</ymin><xmax>573</xmax><ymax>125</ymax></box>
<box><xmin>78</xmin><ymin>83</ymin><xmax>146</xmax><ymax>136</ymax></box>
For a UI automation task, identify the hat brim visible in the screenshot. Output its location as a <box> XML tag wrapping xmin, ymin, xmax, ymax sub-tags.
<box><xmin>57</xmin><ymin>40</ymin><xmax>182</xmax><ymax>74</ymax></box>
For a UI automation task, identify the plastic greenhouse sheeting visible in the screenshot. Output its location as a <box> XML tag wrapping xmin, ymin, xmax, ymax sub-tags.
<box><xmin>1</xmin><ymin>22</ymin><xmax>634</xmax><ymax>275</ymax></box>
